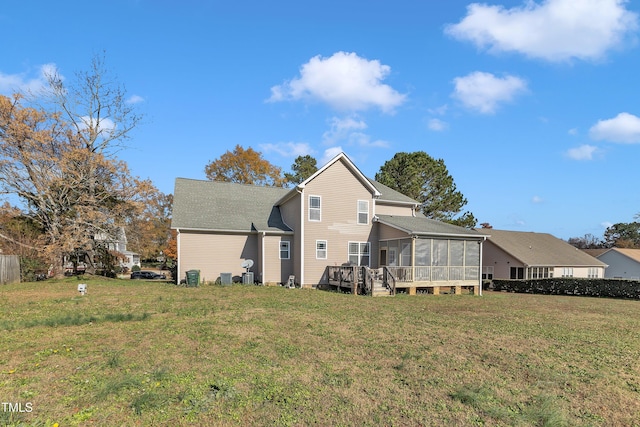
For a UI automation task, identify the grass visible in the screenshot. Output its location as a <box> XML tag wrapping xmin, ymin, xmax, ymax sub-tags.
<box><xmin>1</xmin><ymin>276</ymin><xmax>640</xmax><ymax>426</ymax></box>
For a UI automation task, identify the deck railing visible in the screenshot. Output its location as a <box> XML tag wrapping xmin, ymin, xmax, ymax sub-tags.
<box><xmin>385</xmin><ymin>266</ymin><xmax>479</xmax><ymax>282</ymax></box>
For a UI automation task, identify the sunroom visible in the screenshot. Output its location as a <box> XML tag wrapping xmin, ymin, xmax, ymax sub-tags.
<box><xmin>374</xmin><ymin>215</ymin><xmax>486</xmax><ymax>295</ymax></box>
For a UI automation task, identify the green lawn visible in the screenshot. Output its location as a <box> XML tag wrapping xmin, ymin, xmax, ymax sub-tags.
<box><xmin>1</xmin><ymin>277</ymin><xmax>639</xmax><ymax>426</ymax></box>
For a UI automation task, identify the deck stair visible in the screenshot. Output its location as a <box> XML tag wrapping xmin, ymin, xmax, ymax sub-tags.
<box><xmin>371</xmin><ymin>277</ymin><xmax>392</xmax><ymax>296</ymax></box>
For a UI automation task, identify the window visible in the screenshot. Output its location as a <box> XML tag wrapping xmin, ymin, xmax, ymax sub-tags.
<box><xmin>482</xmin><ymin>266</ymin><xmax>493</xmax><ymax>280</ymax></box>
<box><xmin>357</xmin><ymin>200</ymin><xmax>369</xmax><ymax>224</ymax></box>
<box><xmin>309</xmin><ymin>196</ymin><xmax>321</xmax><ymax>221</ymax></box>
<box><xmin>348</xmin><ymin>242</ymin><xmax>370</xmax><ymax>266</ymax></box>
<box><xmin>279</xmin><ymin>241</ymin><xmax>290</xmax><ymax>260</ymax></box>
<box><xmin>510</xmin><ymin>267</ymin><xmax>524</xmax><ymax>279</ymax></box>
<box><xmin>316</xmin><ymin>240</ymin><xmax>327</xmax><ymax>259</ymax></box>
<box><xmin>588</xmin><ymin>268</ymin><xmax>598</xmax><ymax>278</ymax></box>
<box><xmin>529</xmin><ymin>267</ymin><xmax>552</xmax><ymax>279</ymax></box>
<box><xmin>562</xmin><ymin>267</ymin><xmax>573</xmax><ymax>278</ymax></box>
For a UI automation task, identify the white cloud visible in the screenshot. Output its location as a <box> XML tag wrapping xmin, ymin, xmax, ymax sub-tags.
<box><xmin>320</xmin><ymin>115</ymin><xmax>388</xmax><ymax>148</ymax></box>
<box><xmin>267</xmin><ymin>51</ymin><xmax>407</xmax><ymax>113</ymax></box>
<box><xmin>445</xmin><ymin>0</ymin><xmax>639</xmax><ymax>62</ymax></box>
<box><xmin>0</xmin><ymin>63</ymin><xmax>58</xmax><ymax>95</ymax></box>
<box><xmin>452</xmin><ymin>71</ymin><xmax>527</xmax><ymax>114</ymax></box>
<box><xmin>532</xmin><ymin>195</ymin><xmax>543</xmax><ymax>203</ymax></box>
<box><xmin>320</xmin><ymin>146</ymin><xmax>344</xmax><ymax>165</ymax></box>
<box><xmin>322</xmin><ymin>116</ymin><xmax>367</xmax><ymax>145</ymax></box>
<box><xmin>568</xmin><ymin>128</ymin><xmax>578</xmax><ymax>136</ymax></box>
<box><xmin>79</xmin><ymin>116</ymin><xmax>116</xmax><ymax>136</ymax></box>
<box><xmin>428</xmin><ymin>104</ymin><xmax>448</xmax><ymax>116</ymax></box>
<box><xmin>348</xmin><ymin>132</ymin><xmax>389</xmax><ymax>148</ymax></box>
<box><xmin>127</xmin><ymin>94</ymin><xmax>145</xmax><ymax>104</ymax></box>
<box><xmin>427</xmin><ymin>118</ymin><xmax>449</xmax><ymax>131</ymax></box>
<box><xmin>260</xmin><ymin>142</ymin><xmax>315</xmax><ymax>158</ymax></box>
<box><xmin>589</xmin><ymin>112</ymin><xmax>640</xmax><ymax>143</ymax></box>
<box><xmin>566</xmin><ymin>144</ymin><xmax>597</xmax><ymax>160</ymax></box>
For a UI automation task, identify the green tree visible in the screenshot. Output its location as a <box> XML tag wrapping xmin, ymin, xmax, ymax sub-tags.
<box><xmin>375</xmin><ymin>151</ymin><xmax>476</xmax><ymax>228</ymax></box>
<box><xmin>204</xmin><ymin>145</ymin><xmax>286</xmax><ymax>186</ymax></box>
<box><xmin>284</xmin><ymin>155</ymin><xmax>318</xmax><ymax>185</ymax></box>
<box><xmin>604</xmin><ymin>222</ymin><xmax>640</xmax><ymax>248</ymax></box>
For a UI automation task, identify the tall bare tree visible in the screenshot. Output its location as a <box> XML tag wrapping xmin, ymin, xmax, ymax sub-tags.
<box><xmin>0</xmin><ymin>55</ymin><xmax>154</xmax><ymax>276</ymax></box>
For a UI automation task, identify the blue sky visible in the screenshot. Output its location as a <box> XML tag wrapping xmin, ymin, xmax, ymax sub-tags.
<box><xmin>1</xmin><ymin>0</ymin><xmax>639</xmax><ymax>240</ymax></box>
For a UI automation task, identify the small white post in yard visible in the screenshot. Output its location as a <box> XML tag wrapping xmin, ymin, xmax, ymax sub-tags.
<box><xmin>78</xmin><ymin>284</ymin><xmax>87</xmax><ymax>295</ymax></box>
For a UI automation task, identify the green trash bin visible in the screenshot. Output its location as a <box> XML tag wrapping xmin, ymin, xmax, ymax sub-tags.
<box><xmin>186</xmin><ymin>270</ymin><xmax>200</xmax><ymax>287</ymax></box>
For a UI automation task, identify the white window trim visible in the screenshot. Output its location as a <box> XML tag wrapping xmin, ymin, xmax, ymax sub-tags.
<box><xmin>316</xmin><ymin>240</ymin><xmax>327</xmax><ymax>259</ymax></box>
<box><xmin>309</xmin><ymin>195</ymin><xmax>321</xmax><ymax>222</ymax></box>
<box><xmin>357</xmin><ymin>200</ymin><xmax>369</xmax><ymax>225</ymax></box>
<box><xmin>348</xmin><ymin>241</ymin><xmax>371</xmax><ymax>266</ymax></box>
<box><xmin>279</xmin><ymin>241</ymin><xmax>290</xmax><ymax>260</ymax></box>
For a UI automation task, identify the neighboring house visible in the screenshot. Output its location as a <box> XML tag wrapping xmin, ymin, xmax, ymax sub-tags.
<box><xmin>172</xmin><ymin>152</ymin><xmax>486</xmax><ymax>295</ymax></box>
<box><xmin>587</xmin><ymin>248</ymin><xmax>640</xmax><ymax>279</ymax></box>
<box><xmin>94</xmin><ymin>227</ymin><xmax>141</xmax><ymax>271</ymax></box>
<box><xmin>477</xmin><ymin>229</ymin><xmax>606</xmax><ymax>280</ymax></box>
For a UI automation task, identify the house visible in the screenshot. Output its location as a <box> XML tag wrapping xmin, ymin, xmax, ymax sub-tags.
<box><xmin>586</xmin><ymin>248</ymin><xmax>640</xmax><ymax>279</ymax></box>
<box><xmin>477</xmin><ymin>229</ymin><xmax>606</xmax><ymax>280</ymax></box>
<box><xmin>172</xmin><ymin>152</ymin><xmax>486</xmax><ymax>295</ymax></box>
<box><xmin>94</xmin><ymin>227</ymin><xmax>141</xmax><ymax>271</ymax></box>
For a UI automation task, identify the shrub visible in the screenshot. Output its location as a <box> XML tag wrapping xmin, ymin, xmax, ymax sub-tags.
<box><xmin>492</xmin><ymin>278</ymin><xmax>640</xmax><ymax>299</ymax></box>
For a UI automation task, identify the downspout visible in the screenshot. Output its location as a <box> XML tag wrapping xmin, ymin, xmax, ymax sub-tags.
<box><xmin>479</xmin><ymin>237</ymin><xmax>486</xmax><ymax>296</ymax></box>
<box><xmin>297</xmin><ymin>187</ymin><xmax>305</xmax><ymax>287</ymax></box>
<box><xmin>261</xmin><ymin>231</ymin><xmax>266</xmax><ymax>284</ymax></box>
<box><xmin>176</xmin><ymin>229</ymin><xmax>181</xmax><ymax>283</ymax></box>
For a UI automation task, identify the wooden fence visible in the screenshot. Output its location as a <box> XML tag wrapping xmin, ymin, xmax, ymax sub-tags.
<box><xmin>0</xmin><ymin>255</ymin><xmax>21</xmax><ymax>284</ymax></box>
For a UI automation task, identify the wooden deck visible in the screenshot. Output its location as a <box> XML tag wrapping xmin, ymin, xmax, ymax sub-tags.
<box><xmin>326</xmin><ymin>265</ymin><xmax>480</xmax><ymax>296</ymax></box>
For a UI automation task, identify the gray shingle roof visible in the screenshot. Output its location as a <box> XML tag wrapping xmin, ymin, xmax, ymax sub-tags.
<box><xmin>367</xmin><ymin>178</ymin><xmax>419</xmax><ymax>204</ymax></box>
<box><xmin>171</xmin><ymin>178</ymin><xmax>293</xmax><ymax>233</ymax></box>
<box><xmin>476</xmin><ymin>229</ymin><xmax>606</xmax><ymax>267</ymax></box>
<box><xmin>376</xmin><ymin>214</ymin><xmax>484</xmax><ymax>238</ymax></box>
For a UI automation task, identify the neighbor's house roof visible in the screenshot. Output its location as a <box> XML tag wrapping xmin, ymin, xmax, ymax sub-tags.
<box><xmin>582</xmin><ymin>248</ymin><xmax>609</xmax><ymax>258</ymax></box>
<box><xmin>375</xmin><ymin>215</ymin><xmax>485</xmax><ymax>239</ymax></box>
<box><xmin>596</xmin><ymin>248</ymin><xmax>640</xmax><ymax>264</ymax></box>
<box><xmin>171</xmin><ymin>178</ymin><xmax>293</xmax><ymax>233</ymax></box>
<box><xmin>476</xmin><ymin>229</ymin><xmax>606</xmax><ymax>267</ymax></box>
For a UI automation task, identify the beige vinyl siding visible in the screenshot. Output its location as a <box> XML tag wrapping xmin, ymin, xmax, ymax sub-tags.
<box><xmin>279</xmin><ymin>194</ymin><xmax>301</xmax><ymax>282</ymax></box>
<box><xmin>179</xmin><ymin>231</ymin><xmax>258</xmax><ymax>283</ymax></box>
<box><xmin>375</xmin><ymin>202</ymin><xmax>415</xmax><ymax>216</ymax></box>
<box><xmin>302</xmin><ymin>159</ymin><xmax>377</xmax><ymax>286</ymax></box>
<box><xmin>262</xmin><ymin>235</ymin><xmax>294</xmax><ymax>284</ymax></box>
<box><xmin>378</xmin><ymin>223</ymin><xmax>411</xmax><ymax>241</ymax></box>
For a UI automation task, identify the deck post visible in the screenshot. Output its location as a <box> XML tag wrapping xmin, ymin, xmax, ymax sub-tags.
<box><xmin>352</xmin><ymin>266</ymin><xmax>358</xmax><ymax>295</ymax></box>
<box><xmin>409</xmin><ymin>286</ymin><xmax>416</xmax><ymax>296</ymax></box>
<box><xmin>433</xmin><ymin>286</ymin><xmax>440</xmax><ymax>295</ymax></box>
<box><xmin>455</xmin><ymin>285</ymin><xmax>462</xmax><ymax>295</ymax></box>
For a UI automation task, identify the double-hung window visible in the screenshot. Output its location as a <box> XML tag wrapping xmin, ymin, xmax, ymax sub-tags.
<box><xmin>357</xmin><ymin>200</ymin><xmax>369</xmax><ymax>224</ymax></box>
<box><xmin>279</xmin><ymin>241</ymin><xmax>290</xmax><ymax>260</ymax></box>
<box><xmin>562</xmin><ymin>267</ymin><xmax>574</xmax><ymax>278</ymax></box>
<box><xmin>348</xmin><ymin>242</ymin><xmax>370</xmax><ymax>266</ymax></box>
<box><xmin>316</xmin><ymin>240</ymin><xmax>327</xmax><ymax>259</ymax></box>
<box><xmin>309</xmin><ymin>196</ymin><xmax>321</xmax><ymax>221</ymax></box>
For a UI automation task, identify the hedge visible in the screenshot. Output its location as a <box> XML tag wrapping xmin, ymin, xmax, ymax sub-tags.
<box><xmin>492</xmin><ymin>278</ymin><xmax>640</xmax><ymax>300</ymax></box>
